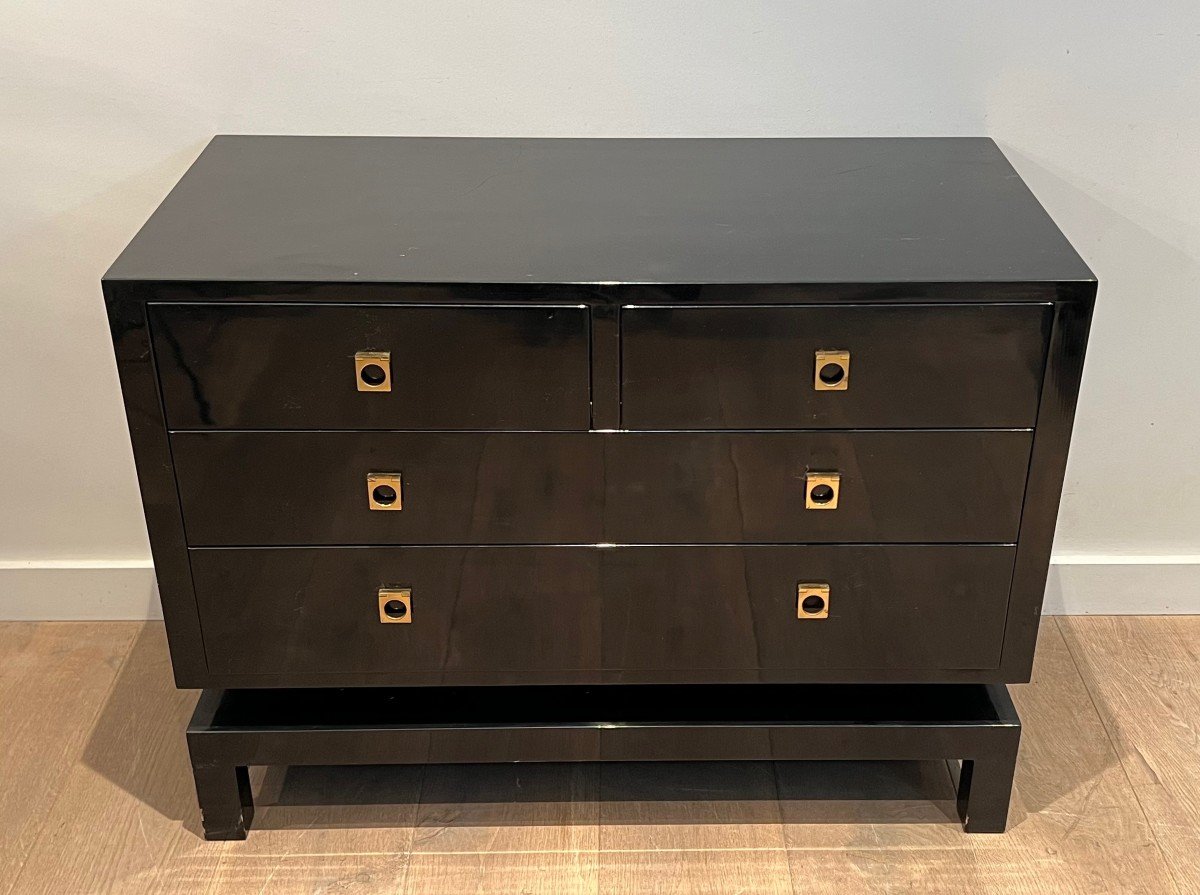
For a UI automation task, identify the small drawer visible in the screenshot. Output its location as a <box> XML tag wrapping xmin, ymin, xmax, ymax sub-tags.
<box><xmin>601</xmin><ymin>545</ymin><xmax>1014</xmax><ymax>673</ymax></box>
<box><xmin>604</xmin><ymin>431</ymin><xmax>1032</xmax><ymax>543</ymax></box>
<box><xmin>150</xmin><ymin>303</ymin><xmax>591</xmax><ymax>430</ymax></box>
<box><xmin>172</xmin><ymin>432</ymin><xmax>603</xmax><ymax>546</ymax></box>
<box><xmin>189</xmin><ymin>545</ymin><xmax>1014</xmax><ymax>678</ymax></box>
<box><xmin>621</xmin><ymin>304</ymin><xmax>1051</xmax><ymax>429</ymax></box>
<box><xmin>191</xmin><ymin>547</ymin><xmax>603</xmax><ymax>677</ymax></box>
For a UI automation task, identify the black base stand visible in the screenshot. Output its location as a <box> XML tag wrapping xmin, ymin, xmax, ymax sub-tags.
<box><xmin>187</xmin><ymin>683</ymin><xmax>1020</xmax><ymax>840</ymax></box>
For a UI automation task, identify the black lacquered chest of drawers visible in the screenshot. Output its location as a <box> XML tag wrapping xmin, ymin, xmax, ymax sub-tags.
<box><xmin>105</xmin><ymin>136</ymin><xmax>1093</xmax><ymax>836</ymax></box>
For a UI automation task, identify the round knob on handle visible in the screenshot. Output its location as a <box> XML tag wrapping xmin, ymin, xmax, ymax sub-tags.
<box><xmin>372</xmin><ymin>484</ymin><xmax>398</xmax><ymax>506</ymax></box>
<box><xmin>800</xmin><ymin>594</ymin><xmax>826</xmax><ymax>614</ymax></box>
<box><xmin>382</xmin><ymin>599</ymin><xmax>408</xmax><ymax>619</ymax></box>
<box><xmin>818</xmin><ymin>362</ymin><xmax>845</xmax><ymax>385</ymax></box>
<box><xmin>809</xmin><ymin>483</ymin><xmax>835</xmax><ymax>505</ymax></box>
<box><xmin>360</xmin><ymin>363</ymin><xmax>387</xmax><ymax>386</ymax></box>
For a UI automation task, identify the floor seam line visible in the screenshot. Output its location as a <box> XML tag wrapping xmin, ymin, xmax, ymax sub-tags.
<box><xmin>394</xmin><ymin>758</ymin><xmax>431</xmax><ymax>893</ymax></box>
<box><xmin>770</xmin><ymin>760</ymin><xmax>806</xmax><ymax>895</ymax></box>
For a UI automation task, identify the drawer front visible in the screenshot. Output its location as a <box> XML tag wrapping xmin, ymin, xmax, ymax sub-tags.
<box><xmin>190</xmin><ymin>545</ymin><xmax>1014</xmax><ymax>677</ymax></box>
<box><xmin>150</xmin><ymin>303</ymin><xmax>591</xmax><ymax>430</ymax></box>
<box><xmin>622</xmin><ymin>304</ymin><xmax>1051</xmax><ymax>429</ymax></box>
<box><xmin>173</xmin><ymin>432</ymin><xmax>604</xmax><ymax>546</ymax></box>
<box><xmin>604</xmin><ymin>431</ymin><xmax>1032</xmax><ymax>543</ymax></box>
<box><xmin>174</xmin><ymin>431</ymin><xmax>1029</xmax><ymax>546</ymax></box>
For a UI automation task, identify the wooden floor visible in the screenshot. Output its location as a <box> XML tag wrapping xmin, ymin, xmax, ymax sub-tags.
<box><xmin>1</xmin><ymin>618</ymin><xmax>1197</xmax><ymax>894</ymax></box>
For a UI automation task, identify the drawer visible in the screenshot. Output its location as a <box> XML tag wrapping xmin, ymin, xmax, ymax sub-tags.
<box><xmin>621</xmin><ymin>304</ymin><xmax>1051</xmax><ymax>429</ymax></box>
<box><xmin>173</xmin><ymin>431</ymin><xmax>1028</xmax><ymax>546</ymax></box>
<box><xmin>190</xmin><ymin>545</ymin><xmax>1015</xmax><ymax>677</ymax></box>
<box><xmin>173</xmin><ymin>432</ymin><xmax>604</xmax><ymax>546</ymax></box>
<box><xmin>174</xmin><ymin>430</ymin><xmax>1029</xmax><ymax>545</ymax></box>
<box><xmin>603</xmin><ymin>431</ymin><xmax>1032</xmax><ymax>543</ymax></box>
<box><xmin>150</xmin><ymin>303</ymin><xmax>591</xmax><ymax>430</ymax></box>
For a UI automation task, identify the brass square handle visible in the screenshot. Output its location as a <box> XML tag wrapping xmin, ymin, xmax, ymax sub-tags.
<box><xmin>814</xmin><ymin>349</ymin><xmax>849</xmax><ymax>391</ymax></box>
<box><xmin>378</xmin><ymin>587</ymin><xmax>412</xmax><ymax>623</ymax></box>
<box><xmin>797</xmin><ymin>583</ymin><xmax>830</xmax><ymax>619</ymax></box>
<box><xmin>355</xmin><ymin>351</ymin><xmax>392</xmax><ymax>392</ymax></box>
<box><xmin>367</xmin><ymin>473</ymin><xmax>403</xmax><ymax>511</ymax></box>
<box><xmin>805</xmin><ymin>471</ymin><xmax>840</xmax><ymax>509</ymax></box>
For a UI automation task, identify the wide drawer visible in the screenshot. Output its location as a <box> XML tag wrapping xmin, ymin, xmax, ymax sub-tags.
<box><xmin>190</xmin><ymin>545</ymin><xmax>1015</xmax><ymax>678</ymax></box>
<box><xmin>621</xmin><ymin>304</ymin><xmax>1051</xmax><ymax>429</ymax></box>
<box><xmin>149</xmin><ymin>303</ymin><xmax>591</xmax><ymax>430</ymax></box>
<box><xmin>173</xmin><ymin>431</ymin><xmax>1031</xmax><ymax>545</ymax></box>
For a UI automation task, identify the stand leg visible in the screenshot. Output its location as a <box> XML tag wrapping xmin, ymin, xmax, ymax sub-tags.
<box><xmin>956</xmin><ymin>741</ymin><xmax>1019</xmax><ymax>833</ymax></box>
<box><xmin>192</xmin><ymin>762</ymin><xmax>254</xmax><ymax>840</ymax></box>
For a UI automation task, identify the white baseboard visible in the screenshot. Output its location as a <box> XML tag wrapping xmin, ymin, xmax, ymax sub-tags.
<box><xmin>0</xmin><ymin>556</ymin><xmax>1197</xmax><ymax>620</ymax></box>
<box><xmin>1042</xmin><ymin>555</ymin><xmax>1200</xmax><ymax>615</ymax></box>
<box><xmin>0</xmin><ymin>560</ymin><xmax>161</xmax><ymax>620</ymax></box>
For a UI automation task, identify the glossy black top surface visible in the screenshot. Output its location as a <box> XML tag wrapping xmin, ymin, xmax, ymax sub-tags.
<box><xmin>106</xmin><ymin>136</ymin><xmax>1093</xmax><ymax>285</ymax></box>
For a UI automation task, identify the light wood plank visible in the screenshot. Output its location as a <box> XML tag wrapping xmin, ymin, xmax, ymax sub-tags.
<box><xmin>778</xmin><ymin>621</ymin><xmax>1178</xmax><ymax>894</ymax></box>
<box><xmin>1060</xmin><ymin>616</ymin><xmax>1200</xmax><ymax>895</ymax></box>
<box><xmin>776</xmin><ymin>759</ymin><xmax>962</xmax><ymax>849</ymax></box>
<box><xmin>401</xmin><ymin>850</ymin><xmax>599</xmax><ymax>895</ymax></box>
<box><xmin>8</xmin><ymin>623</ymin><xmax>226</xmax><ymax>895</ymax></box>
<box><xmin>599</xmin><ymin>761</ymin><xmax>793</xmax><ymax>894</ymax></box>
<box><xmin>0</xmin><ymin>622</ymin><xmax>139</xmax><ymax>894</ymax></box>
<box><xmin>208</xmin><ymin>764</ymin><xmax>423</xmax><ymax>894</ymax></box>
<box><xmin>402</xmin><ymin>762</ymin><xmax>599</xmax><ymax>895</ymax></box>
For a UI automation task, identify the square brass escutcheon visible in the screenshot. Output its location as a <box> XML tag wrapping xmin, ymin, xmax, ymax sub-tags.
<box><xmin>378</xmin><ymin>588</ymin><xmax>412</xmax><ymax>624</ymax></box>
<box><xmin>797</xmin><ymin>583</ymin><xmax>830</xmax><ymax>619</ymax></box>
<box><xmin>805</xmin><ymin>471</ymin><xmax>840</xmax><ymax>509</ymax></box>
<box><xmin>355</xmin><ymin>351</ymin><xmax>392</xmax><ymax>392</ymax></box>
<box><xmin>814</xmin><ymin>349</ymin><xmax>850</xmax><ymax>391</ymax></box>
<box><xmin>367</xmin><ymin>472</ymin><xmax>403</xmax><ymax>511</ymax></box>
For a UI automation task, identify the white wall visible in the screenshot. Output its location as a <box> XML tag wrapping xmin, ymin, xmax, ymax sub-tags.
<box><xmin>3</xmin><ymin>1</ymin><xmax>1199</xmax><ymax>617</ymax></box>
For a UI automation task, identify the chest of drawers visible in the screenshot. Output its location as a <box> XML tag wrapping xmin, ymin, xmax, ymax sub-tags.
<box><xmin>106</xmin><ymin>137</ymin><xmax>1092</xmax><ymax>836</ymax></box>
